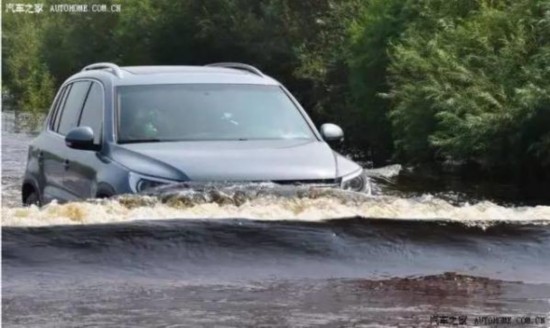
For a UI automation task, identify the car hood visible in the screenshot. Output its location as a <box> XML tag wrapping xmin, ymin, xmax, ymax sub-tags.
<box><xmin>111</xmin><ymin>139</ymin><xmax>360</xmax><ymax>182</ymax></box>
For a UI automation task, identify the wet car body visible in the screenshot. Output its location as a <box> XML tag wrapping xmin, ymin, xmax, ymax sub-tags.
<box><xmin>22</xmin><ymin>63</ymin><xmax>365</xmax><ymax>205</ymax></box>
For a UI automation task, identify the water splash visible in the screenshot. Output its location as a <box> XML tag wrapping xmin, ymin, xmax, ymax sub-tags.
<box><xmin>3</xmin><ymin>185</ymin><xmax>549</xmax><ymax>227</ymax></box>
<box><xmin>364</xmin><ymin>164</ymin><xmax>402</xmax><ymax>179</ymax></box>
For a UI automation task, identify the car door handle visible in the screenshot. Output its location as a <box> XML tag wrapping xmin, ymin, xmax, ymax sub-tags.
<box><xmin>63</xmin><ymin>159</ymin><xmax>70</xmax><ymax>170</ymax></box>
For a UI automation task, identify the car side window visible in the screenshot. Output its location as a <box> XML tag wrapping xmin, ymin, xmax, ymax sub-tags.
<box><xmin>78</xmin><ymin>82</ymin><xmax>103</xmax><ymax>144</ymax></box>
<box><xmin>50</xmin><ymin>84</ymin><xmax>71</xmax><ymax>131</ymax></box>
<box><xmin>57</xmin><ymin>81</ymin><xmax>91</xmax><ymax>135</ymax></box>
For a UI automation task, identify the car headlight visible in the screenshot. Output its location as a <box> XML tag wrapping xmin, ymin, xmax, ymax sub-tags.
<box><xmin>341</xmin><ymin>169</ymin><xmax>367</xmax><ymax>192</ymax></box>
<box><xmin>128</xmin><ymin>172</ymin><xmax>179</xmax><ymax>193</ymax></box>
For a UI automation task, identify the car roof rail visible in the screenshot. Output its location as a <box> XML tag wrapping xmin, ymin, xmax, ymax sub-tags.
<box><xmin>82</xmin><ymin>62</ymin><xmax>124</xmax><ymax>78</ymax></box>
<box><xmin>206</xmin><ymin>62</ymin><xmax>264</xmax><ymax>77</ymax></box>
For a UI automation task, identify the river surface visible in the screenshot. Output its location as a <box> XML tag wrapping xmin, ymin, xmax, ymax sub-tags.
<box><xmin>2</xmin><ymin>111</ymin><xmax>550</xmax><ymax>327</ymax></box>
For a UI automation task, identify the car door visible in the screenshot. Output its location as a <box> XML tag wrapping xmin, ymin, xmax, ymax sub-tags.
<box><xmin>64</xmin><ymin>81</ymin><xmax>104</xmax><ymax>199</ymax></box>
<box><xmin>49</xmin><ymin>80</ymin><xmax>91</xmax><ymax>201</ymax></box>
<box><xmin>39</xmin><ymin>84</ymin><xmax>72</xmax><ymax>204</ymax></box>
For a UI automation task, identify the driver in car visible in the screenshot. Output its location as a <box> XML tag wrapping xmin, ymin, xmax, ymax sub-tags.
<box><xmin>120</xmin><ymin>107</ymin><xmax>160</xmax><ymax>141</ymax></box>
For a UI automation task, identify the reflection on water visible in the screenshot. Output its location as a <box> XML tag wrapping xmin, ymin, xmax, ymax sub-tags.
<box><xmin>3</xmin><ymin>274</ymin><xmax>549</xmax><ymax>327</ymax></box>
<box><xmin>3</xmin><ymin>219</ymin><xmax>550</xmax><ymax>326</ymax></box>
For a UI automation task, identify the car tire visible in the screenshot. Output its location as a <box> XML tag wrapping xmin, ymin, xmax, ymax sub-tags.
<box><xmin>24</xmin><ymin>191</ymin><xmax>41</xmax><ymax>207</ymax></box>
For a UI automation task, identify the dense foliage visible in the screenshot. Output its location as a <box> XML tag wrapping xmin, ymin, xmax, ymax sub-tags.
<box><xmin>2</xmin><ymin>0</ymin><xmax>549</xmax><ymax>177</ymax></box>
<box><xmin>385</xmin><ymin>0</ymin><xmax>550</xmax><ymax>176</ymax></box>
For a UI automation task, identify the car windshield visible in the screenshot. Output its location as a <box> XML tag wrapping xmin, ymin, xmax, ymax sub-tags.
<box><xmin>116</xmin><ymin>84</ymin><xmax>316</xmax><ymax>143</ymax></box>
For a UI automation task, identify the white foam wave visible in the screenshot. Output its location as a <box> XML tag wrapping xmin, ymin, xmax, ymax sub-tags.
<box><xmin>364</xmin><ymin>164</ymin><xmax>402</xmax><ymax>179</ymax></box>
<box><xmin>2</xmin><ymin>194</ymin><xmax>549</xmax><ymax>227</ymax></box>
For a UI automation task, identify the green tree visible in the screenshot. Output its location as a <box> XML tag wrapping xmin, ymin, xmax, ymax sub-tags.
<box><xmin>347</xmin><ymin>0</ymin><xmax>419</xmax><ymax>162</ymax></box>
<box><xmin>2</xmin><ymin>15</ymin><xmax>54</xmax><ymax>115</ymax></box>
<box><xmin>387</xmin><ymin>0</ymin><xmax>550</xmax><ymax>175</ymax></box>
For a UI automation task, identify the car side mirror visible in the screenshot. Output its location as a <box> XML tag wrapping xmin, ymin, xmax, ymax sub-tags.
<box><xmin>65</xmin><ymin>126</ymin><xmax>99</xmax><ymax>151</ymax></box>
<box><xmin>320</xmin><ymin>123</ymin><xmax>344</xmax><ymax>142</ymax></box>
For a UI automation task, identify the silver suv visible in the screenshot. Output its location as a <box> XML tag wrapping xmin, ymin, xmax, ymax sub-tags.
<box><xmin>22</xmin><ymin>62</ymin><xmax>366</xmax><ymax>206</ymax></box>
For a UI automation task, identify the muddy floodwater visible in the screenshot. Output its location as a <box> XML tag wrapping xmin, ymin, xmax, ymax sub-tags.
<box><xmin>2</xmin><ymin>111</ymin><xmax>550</xmax><ymax>327</ymax></box>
